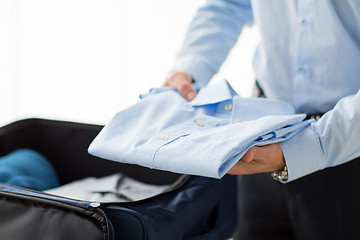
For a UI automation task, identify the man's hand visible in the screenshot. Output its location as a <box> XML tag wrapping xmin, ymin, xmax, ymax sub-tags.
<box><xmin>163</xmin><ymin>71</ymin><xmax>197</xmax><ymax>101</ymax></box>
<box><xmin>227</xmin><ymin>143</ymin><xmax>286</xmax><ymax>175</ymax></box>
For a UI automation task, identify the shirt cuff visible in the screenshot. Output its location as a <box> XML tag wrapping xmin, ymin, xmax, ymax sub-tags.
<box><xmin>170</xmin><ymin>54</ymin><xmax>217</xmax><ymax>89</ymax></box>
<box><xmin>280</xmin><ymin>126</ymin><xmax>325</xmax><ymax>182</ymax></box>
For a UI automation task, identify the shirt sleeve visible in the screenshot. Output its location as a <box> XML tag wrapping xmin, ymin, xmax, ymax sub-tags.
<box><xmin>280</xmin><ymin>89</ymin><xmax>360</xmax><ymax>182</ymax></box>
<box><xmin>171</xmin><ymin>0</ymin><xmax>254</xmax><ymax>88</ymax></box>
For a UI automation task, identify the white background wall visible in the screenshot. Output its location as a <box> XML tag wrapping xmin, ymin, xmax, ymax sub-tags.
<box><xmin>0</xmin><ymin>0</ymin><xmax>259</xmax><ymax>126</ymax></box>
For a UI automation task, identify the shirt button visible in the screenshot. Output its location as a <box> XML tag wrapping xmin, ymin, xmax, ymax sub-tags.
<box><xmin>195</xmin><ymin>120</ymin><xmax>204</xmax><ymax>126</ymax></box>
<box><xmin>160</xmin><ymin>134</ymin><xmax>169</xmax><ymax>140</ymax></box>
<box><xmin>297</xmin><ymin>66</ymin><xmax>306</xmax><ymax>74</ymax></box>
<box><xmin>192</xmin><ymin>100</ymin><xmax>199</xmax><ymax>105</ymax></box>
<box><xmin>299</xmin><ymin>17</ymin><xmax>306</xmax><ymax>25</ymax></box>
<box><xmin>234</xmin><ymin>118</ymin><xmax>241</xmax><ymax>123</ymax></box>
<box><xmin>224</xmin><ymin>103</ymin><xmax>232</xmax><ymax>111</ymax></box>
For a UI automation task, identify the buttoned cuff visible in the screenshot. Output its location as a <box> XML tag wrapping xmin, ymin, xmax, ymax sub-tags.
<box><xmin>171</xmin><ymin>54</ymin><xmax>217</xmax><ymax>89</ymax></box>
<box><xmin>280</xmin><ymin>126</ymin><xmax>325</xmax><ymax>182</ymax></box>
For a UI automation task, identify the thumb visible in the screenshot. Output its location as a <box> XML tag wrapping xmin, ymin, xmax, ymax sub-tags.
<box><xmin>163</xmin><ymin>71</ymin><xmax>197</xmax><ymax>101</ymax></box>
<box><xmin>178</xmin><ymin>82</ymin><xmax>197</xmax><ymax>101</ymax></box>
<box><xmin>240</xmin><ymin>147</ymin><xmax>255</xmax><ymax>163</ymax></box>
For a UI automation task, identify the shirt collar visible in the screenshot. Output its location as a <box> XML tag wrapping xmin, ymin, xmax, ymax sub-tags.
<box><xmin>190</xmin><ymin>79</ymin><xmax>238</xmax><ymax>106</ymax></box>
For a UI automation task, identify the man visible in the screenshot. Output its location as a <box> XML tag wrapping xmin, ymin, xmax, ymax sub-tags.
<box><xmin>163</xmin><ymin>1</ymin><xmax>360</xmax><ymax>239</ymax></box>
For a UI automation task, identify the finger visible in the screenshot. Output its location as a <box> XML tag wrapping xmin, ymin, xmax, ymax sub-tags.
<box><xmin>177</xmin><ymin>81</ymin><xmax>197</xmax><ymax>101</ymax></box>
<box><xmin>248</xmin><ymin>144</ymin><xmax>285</xmax><ymax>172</ymax></box>
<box><xmin>163</xmin><ymin>71</ymin><xmax>197</xmax><ymax>101</ymax></box>
<box><xmin>227</xmin><ymin>160</ymin><xmax>263</xmax><ymax>175</ymax></box>
<box><xmin>227</xmin><ymin>145</ymin><xmax>285</xmax><ymax>175</ymax></box>
<box><xmin>240</xmin><ymin>147</ymin><xmax>255</xmax><ymax>163</ymax></box>
<box><xmin>227</xmin><ymin>160</ymin><xmax>251</xmax><ymax>175</ymax></box>
<box><xmin>250</xmin><ymin>146</ymin><xmax>269</xmax><ymax>161</ymax></box>
<box><xmin>227</xmin><ymin>147</ymin><xmax>270</xmax><ymax>175</ymax></box>
<box><xmin>251</xmin><ymin>144</ymin><xmax>283</xmax><ymax>162</ymax></box>
<box><xmin>227</xmin><ymin>148</ymin><xmax>255</xmax><ymax>175</ymax></box>
<box><xmin>164</xmin><ymin>77</ymin><xmax>197</xmax><ymax>101</ymax></box>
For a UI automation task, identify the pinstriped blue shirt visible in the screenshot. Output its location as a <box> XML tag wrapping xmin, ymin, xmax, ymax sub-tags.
<box><xmin>89</xmin><ymin>80</ymin><xmax>312</xmax><ymax>179</ymax></box>
<box><xmin>171</xmin><ymin>0</ymin><xmax>360</xmax><ymax>181</ymax></box>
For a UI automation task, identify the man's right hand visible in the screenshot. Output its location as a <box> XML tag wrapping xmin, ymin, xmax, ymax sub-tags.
<box><xmin>163</xmin><ymin>71</ymin><xmax>197</xmax><ymax>101</ymax></box>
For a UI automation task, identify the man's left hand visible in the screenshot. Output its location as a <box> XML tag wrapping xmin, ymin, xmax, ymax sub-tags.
<box><xmin>227</xmin><ymin>143</ymin><xmax>286</xmax><ymax>175</ymax></box>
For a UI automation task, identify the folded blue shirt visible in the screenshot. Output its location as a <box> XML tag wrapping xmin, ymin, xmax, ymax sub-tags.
<box><xmin>89</xmin><ymin>80</ymin><xmax>312</xmax><ymax>179</ymax></box>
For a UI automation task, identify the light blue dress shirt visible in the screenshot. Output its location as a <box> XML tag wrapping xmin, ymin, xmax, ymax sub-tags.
<box><xmin>89</xmin><ymin>80</ymin><xmax>311</xmax><ymax>179</ymax></box>
<box><xmin>171</xmin><ymin>0</ymin><xmax>360</xmax><ymax>181</ymax></box>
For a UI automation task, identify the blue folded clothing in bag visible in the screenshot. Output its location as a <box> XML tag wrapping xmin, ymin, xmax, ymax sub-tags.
<box><xmin>0</xmin><ymin>149</ymin><xmax>59</xmax><ymax>191</ymax></box>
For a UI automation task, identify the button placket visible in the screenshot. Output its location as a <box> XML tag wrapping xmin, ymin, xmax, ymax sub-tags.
<box><xmin>231</xmin><ymin>96</ymin><xmax>241</xmax><ymax>124</ymax></box>
<box><xmin>294</xmin><ymin>2</ymin><xmax>311</xmax><ymax>110</ymax></box>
